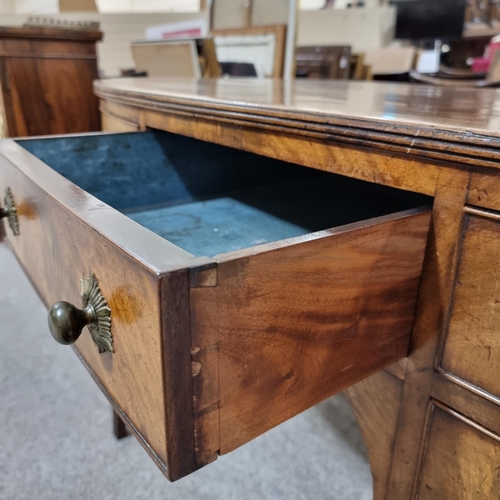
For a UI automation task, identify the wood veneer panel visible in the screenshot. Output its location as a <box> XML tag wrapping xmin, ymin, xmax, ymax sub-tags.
<box><xmin>440</xmin><ymin>208</ymin><xmax>500</xmax><ymax>403</ymax></box>
<box><xmin>468</xmin><ymin>171</ymin><xmax>500</xmax><ymax>212</ymax></box>
<box><xmin>0</xmin><ymin>153</ymin><xmax>168</xmax><ymax>466</ymax></box>
<box><xmin>100</xmin><ymin>99</ymin><xmax>141</xmax><ymax>128</ymax></box>
<box><xmin>101</xmin><ymin>112</ymin><xmax>139</xmax><ymax>132</ymax></box>
<box><xmin>0</xmin><ymin>26</ymin><xmax>101</xmax><ymax>137</ymax></box>
<box><xmin>415</xmin><ymin>403</ymin><xmax>500</xmax><ymax>499</ymax></box>
<box><xmin>191</xmin><ymin>208</ymin><xmax>431</xmax><ymax>455</ymax></box>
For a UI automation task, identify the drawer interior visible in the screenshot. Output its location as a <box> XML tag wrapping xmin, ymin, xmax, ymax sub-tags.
<box><xmin>18</xmin><ymin>130</ymin><xmax>431</xmax><ymax>257</ymax></box>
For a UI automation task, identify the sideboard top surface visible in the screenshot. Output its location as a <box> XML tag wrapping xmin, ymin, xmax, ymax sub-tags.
<box><xmin>95</xmin><ymin>78</ymin><xmax>500</xmax><ymax>171</ymax></box>
<box><xmin>94</xmin><ymin>78</ymin><xmax>500</xmax><ymax>138</ymax></box>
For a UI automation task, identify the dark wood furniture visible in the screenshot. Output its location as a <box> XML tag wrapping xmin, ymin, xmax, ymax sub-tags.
<box><xmin>0</xmin><ymin>26</ymin><xmax>102</xmax><ymax>138</ymax></box>
<box><xmin>3</xmin><ymin>78</ymin><xmax>500</xmax><ymax>497</ymax></box>
<box><xmin>295</xmin><ymin>46</ymin><xmax>351</xmax><ymax>79</ymax></box>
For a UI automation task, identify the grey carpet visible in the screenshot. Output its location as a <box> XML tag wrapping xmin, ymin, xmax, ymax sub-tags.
<box><xmin>0</xmin><ymin>243</ymin><xmax>372</xmax><ymax>500</ymax></box>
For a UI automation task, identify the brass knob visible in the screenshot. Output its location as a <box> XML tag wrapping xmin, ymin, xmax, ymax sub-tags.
<box><xmin>0</xmin><ymin>187</ymin><xmax>19</xmax><ymax>236</ymax></box>
<box><xmin>48</xmin><ymin>301</ymin><xmax>94</xmax><ymax>345</ymax></box>
<box><xmin>47</xmin><ymin>274</ymin><xmax>114</xmax><ymax>354</ymax></box>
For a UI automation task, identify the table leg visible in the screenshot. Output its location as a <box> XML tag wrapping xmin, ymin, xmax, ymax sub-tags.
<box><xmin>113</xmin><ymin>408</ymin><xmax>129</xmax><ymax>440</ymax></box>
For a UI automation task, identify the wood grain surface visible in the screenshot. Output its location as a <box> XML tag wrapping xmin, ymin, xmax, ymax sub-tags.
<box><xmin>468</xmin><ymin>171</ymin><xmax>500</xmax><ymax>213</ymax></box>
<box><xmin>141</xmin><ymin>108</ymin><xmax>439</xmax><ymax>197</ymax></box>
<box><xmin>415</xmin><ymin>402</ymin><xmax>500</xmax><ymax>499</ymax></box>
<box><xmin>11</xmin><ymin>74</ymin><xmax>500</xmax><ymax>491</ymax></box>
<box><xmin>440</xmin><ymin>208</ymin><xmax>500</xmax><ymax>404</ymax></box>
<box><xmin>432</xmin><ymin>374</ymin><xmax>500</xmax><ymax>438</ymax></box>
<box><xmin>191</xmin><ymin>208</ymin><xmax>431</xmax><ymax>455</ymax></box>
<box><xmin>387</xmin><ymin>169</ymin><xmax>471</xmax><ymax>500</ymax></box>
<box><xmin>0</xmin><ymin>26</ymin><xmax>102</xmax><ymax>137</ymax></box>
<box><xmin>345</xmin><ymin>369</ymin><xmax>404</xmax><ymax>500</ymax></box>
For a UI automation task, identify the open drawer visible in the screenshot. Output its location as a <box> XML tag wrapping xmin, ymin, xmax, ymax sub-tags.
<box><xmin>0</xmin><ymin>130</ymin><xmax>431</xmax><ymax>480</ymax></box>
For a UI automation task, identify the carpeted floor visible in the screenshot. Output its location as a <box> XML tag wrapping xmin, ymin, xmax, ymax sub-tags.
<box><xmin>0</xmin><ymin>243</ymin><xmax>372</xmax><ymax>500</ymax></box>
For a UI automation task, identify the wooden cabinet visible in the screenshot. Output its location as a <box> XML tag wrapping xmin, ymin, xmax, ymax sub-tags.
<box><xmin>0</xmin><ymin>26</ymin><xmax>102</xmax><ymax>138</ymax></box>
<box><xmin>295</xmin><ymin>46</ymin><xmax>351</xmax><ymax>79</ymax></box>
<box><xmin>6</xmin><ymin>77</ymin><xmax>500</xmax><ymax>495</ymax></box>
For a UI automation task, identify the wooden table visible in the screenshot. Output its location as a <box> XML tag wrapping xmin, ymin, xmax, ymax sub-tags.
<box><xmin>2</xmin><ymin>77</ymin><xmax>500</xmax><ymax>498</ymax></box>
<box><xmin>94</xmin><ymin>78</ymin><xmax>500</xmax><ymax>498</ymax></box>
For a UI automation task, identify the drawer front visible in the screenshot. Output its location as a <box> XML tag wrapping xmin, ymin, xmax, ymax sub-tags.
<box><xmin>0</xmin><ymin>140</ymin><xmax>199</xmax><ymax>480</ymax></box>
<box><xmin>441</xmin><ymin>207</ymin><xmax>500</xmax><ymax>401</ymax></box>
<box><xmin>415</xmin><ymin>402</ymin><xmax>500</xmax><ymax>499</ymax></box>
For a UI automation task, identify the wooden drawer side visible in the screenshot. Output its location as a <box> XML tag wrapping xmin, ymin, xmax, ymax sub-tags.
<box><xmin>191</xmin><ymin>208</ymin><xmax>431</xmax><ymax>457</ymax></box>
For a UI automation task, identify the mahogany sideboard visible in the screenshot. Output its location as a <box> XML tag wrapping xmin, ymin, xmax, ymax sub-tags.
<box><xmin>0</xmin><ymin>25</ymin><xmax>102</xmax><ymax>138</ymax></box>
<box><xmin>2</xmin><ymin>78</ymin><xmax>500</xmax><ymax>498</ymax></box>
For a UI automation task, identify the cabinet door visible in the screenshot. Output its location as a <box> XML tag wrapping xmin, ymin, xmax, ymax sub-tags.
<box><xmin>416</xmin><ymin>402</ymin><xmax>500</xmax><ymax>499</ymax></box>
<box><xmin>440</xmin><ymin>207</ymin><xmax>500</xmax><ymax>402</ymax></box>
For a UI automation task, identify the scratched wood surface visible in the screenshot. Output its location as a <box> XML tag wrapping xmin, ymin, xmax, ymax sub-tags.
<box><xmin>414</xmin><ymin>402</ymin><xmax>500</xmax><ymax>499</ymax></box>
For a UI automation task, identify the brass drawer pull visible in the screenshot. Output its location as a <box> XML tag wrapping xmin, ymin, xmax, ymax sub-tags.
<box><xmin>48</xmin><ymin>274</ymin><xmax>114</xmax><ymax>354</ymax></box>
<box><xmin>0</xmin><ymin>187</ymin><xmax>20</xmax><ymax>236</ymax></box>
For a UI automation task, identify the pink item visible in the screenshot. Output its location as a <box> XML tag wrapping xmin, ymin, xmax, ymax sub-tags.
<box><xmin>472</xmin><ymin>57</ymin><xmax>490</xmax><ymax>73</ymax></box>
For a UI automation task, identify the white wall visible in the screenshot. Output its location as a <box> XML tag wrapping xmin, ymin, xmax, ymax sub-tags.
<box><xmin>297</xmin><ymin>6</ymin><xmax>395</xmax><ymax>52</ymax></box>
<box><xmin>96</xmin><ymin>0</ymin><xmax>200</xmax><ymax>13</ymax></box>
<box><xmin>0</xmin><ymin>0</ymin><xmax>200</xmax><ymax>13</ymax></box>
<box><xmin>299</xmin><ymin>0</ymin><xmax>325</xmax><ymax>9</ymax></box>
<box><xmin>15</xmin><ymin>0</ymin><xmax>58</xmax><ymax>13</ymax></box>
<box><xmin>0</xmin><ymin>0</ymin><xmax>15</xmax><ymax>12</ymax></box>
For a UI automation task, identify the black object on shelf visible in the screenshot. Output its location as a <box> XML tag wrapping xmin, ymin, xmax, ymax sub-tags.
<box><xmin>392</xmin><ymin>0</ymin><xmax>467</xmax><ymax>41</ymax></box>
